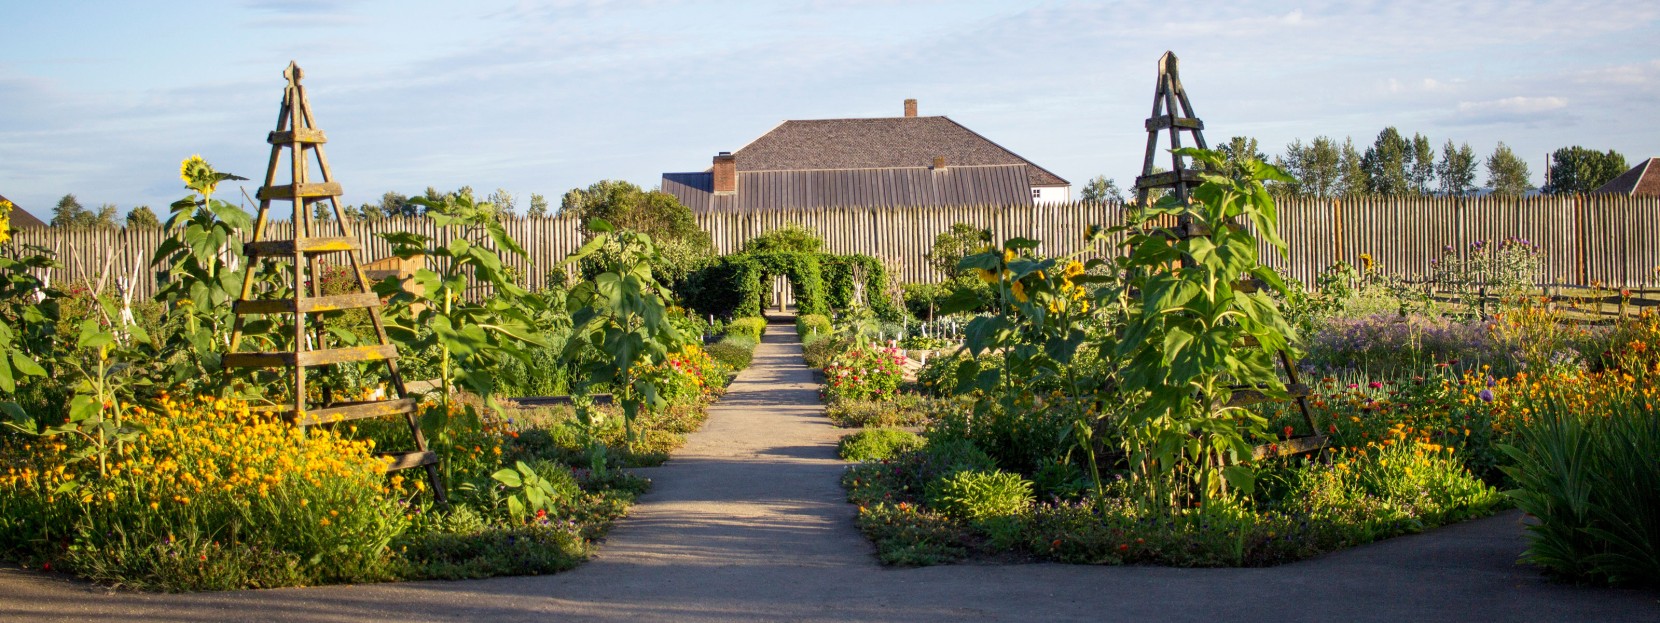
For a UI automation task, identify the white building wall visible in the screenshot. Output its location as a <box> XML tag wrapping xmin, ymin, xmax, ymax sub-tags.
<box><xmin>1031</xmin><ymin>185</ymin><xmax>1071</xmax><ymax>204</ymax></box>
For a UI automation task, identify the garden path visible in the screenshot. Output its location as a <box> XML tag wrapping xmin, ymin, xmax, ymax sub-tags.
<box><xmin>2</xmin><ymin>321</ymin><xmax>1657</xmax><ymax>622</ymax></box>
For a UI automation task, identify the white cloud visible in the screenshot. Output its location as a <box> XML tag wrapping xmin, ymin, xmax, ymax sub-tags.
<box><xmin>1449</xmin><ymin>96</ymin><xmax>1571</xmax><ymax>125</ymax></box>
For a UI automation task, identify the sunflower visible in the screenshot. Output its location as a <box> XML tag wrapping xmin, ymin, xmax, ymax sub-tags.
<box><xmin>180</xmin><ymin>155</ymin><xmax>215</xmax><ymax>193</ymax></box>
<box><xmin>0</xmin><ymin>199</ymin><xmax>12</xmax><ymax>245</ymax></box>
<box><xmin>179</xmin><ymin>155</ymin><xmax>246</xmax><ymax>196</ymax></box>
<box><xmin>1011</xmin><ymin>279</ymin><xmax>1029</xmax><ymax>303</ymax></box>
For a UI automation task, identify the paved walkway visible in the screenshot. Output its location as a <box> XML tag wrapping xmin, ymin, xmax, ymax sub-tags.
<box><xmin>2</xmin><ymin>323</ymin><xmax>1656</xmax><ymax>621</ymax></box>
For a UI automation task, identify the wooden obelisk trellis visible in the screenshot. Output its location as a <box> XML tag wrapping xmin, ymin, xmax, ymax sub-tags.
<box><xmin>1132</xmin><ymin>51</ymin><xmax>1325</xmax><ymax>459</ymax></box>
<box><xmin>227</xmin><ymin>62</ymin><xmax>446</xmax><ymax>502</ymax></box>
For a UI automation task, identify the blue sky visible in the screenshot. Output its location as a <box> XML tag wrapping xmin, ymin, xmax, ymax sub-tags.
<box><xmin>2</xmin><ymin>0</ymin><xmax>1657</xmax><ymax>216</ymax></box>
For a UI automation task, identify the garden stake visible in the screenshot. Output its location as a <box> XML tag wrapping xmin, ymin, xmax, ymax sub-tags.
<box><xmin>224</xmin><ymin>61</ymin><xmax>446</xmax><ymax>504</ymax></box>
<box><xmin>1132</xmin><ymin>51</ymin><xmax>1324</xmax><ymax>460</ymax></box>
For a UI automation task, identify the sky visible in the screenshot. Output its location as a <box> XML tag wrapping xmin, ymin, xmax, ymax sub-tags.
<box><xmin>2</xmin><ymin>0</ymin><xmax>1658</xmax><ymax>218</ymax></box>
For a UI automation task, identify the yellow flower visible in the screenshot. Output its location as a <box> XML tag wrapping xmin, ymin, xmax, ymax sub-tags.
<box><xmin>1003</xmin><ymin>249</ymin><xmax>1015</xmax><ymax>263</ymax></box>
<box><xmin>1359</xmin><ymin>253</ymin><xmax>1374</xmax><ymax>272</ymax></box>
<box><xmin>1064</xmin><ymin>260</ymin><xmax>1085</xmax><ymax>278</ymax></box>
<box><xmin>975</xmin><ymin>268</ymin><xmax>998</xmax><ymax>284</ymax></box>
<box><xmin>0</xmin><ymin>199</ymin><xmax>12</xmax><ymax>245</ymax></box>
<box><xmin>1011</xmin><ymin>280</ymin><xmax>1029</xmax><ymax>303</ymax></box>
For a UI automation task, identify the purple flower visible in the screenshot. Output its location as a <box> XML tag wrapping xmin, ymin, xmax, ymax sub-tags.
<box><xmin>1479</xmin><ymin>389</ymin><xmax>1494</xmax><ymax>403</ymax></box>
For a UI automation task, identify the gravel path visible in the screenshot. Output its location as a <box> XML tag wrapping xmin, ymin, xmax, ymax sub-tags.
<box><xmin>2</xmin><ymin>322</ymin><xmax>1655</xmax><ymax>622</ymax></box>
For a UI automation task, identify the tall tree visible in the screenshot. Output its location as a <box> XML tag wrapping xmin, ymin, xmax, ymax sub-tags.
<box><xmin>312</xmin><ymin>202</ymin><xmax>335</xmax><ymax>222</ymax></box>
<box><xmin>1079</xmin><ymin>175</ymin><xmax>1124</xmax><ymax>202</ymax></box>
<box><xmin>527</xmin><ymin>192</ymin><xmax>550</xmax><ymax>217</ymax></box>
<box><xmin>1543</xmin><ymin>146</ymin><xmax>1629</xmax><ymax>194</ymax></box>
<box><xmin>381</xmin><ymin>191</ymin><xmax>412</xmax><ymax>217</ymax></box>
<box><xmin>1361</xmin><ymin>127</ymin><xmax>1411</xmax><ymax>194</ymax></box>
<box><xmin>125</xmin><ymin>205</ymin><xmax>160</xmax><ymax>229</ymax></box>
<box><xmin>1437</xmin><ymin>140</ymin><xmax>1478</xmax><ymax>196</ymax></box>
<box><xmin>1408</xmin><ymin>133</ymin><xmax>1436</xmax><ymax>195</ymax></box>
<box><xmin>488</xmin><ymin>188</ymin><xmax>517</xmax><ymax>216</ymax></box>
<box><xmin>93</xmin><ymin>204</ymin><xmax>120</xmax><ymax>228</ymax></box>
<box><xmin>1486</xmin><ymin>142</ymin><xmax>1533</xmax><ymax>196</ymax></box>
<box><xmin>1337</xmin><ymin>137</ymin><xmax>1368</xmax><ymax>196</ymax></box>
<box><xmin>1278</xmin><ymin>136</ymin><xmax>1341</xmax><ymax>198</ymax></box>
<box><xmin>1217</xmin><ymin>136</ymin><xmax>1265</xmax><ymax>179</ymax></box>
<box><xmin>51</xmin><ymin>194</ymin><xmax>92</xmax><ymax>227</ymax></box>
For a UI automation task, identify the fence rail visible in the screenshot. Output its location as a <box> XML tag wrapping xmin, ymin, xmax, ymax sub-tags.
<box><xmin>12</xmin><ymin>195</ymin><xmax>1659</xmax><ymax>300</ymax></box>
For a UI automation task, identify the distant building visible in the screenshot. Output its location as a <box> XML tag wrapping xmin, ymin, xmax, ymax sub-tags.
<box><xmin>0</xmin><ymin>194</ymin><xmax>48</xmax><ymax>229</ymax></box>
<box><xmin>663</xmin><ymin>99</ymin><xmax>1070</xmax><ymax>212</ymax></box>
<box><xmin>1593</xmin><ymin>157</ymin><xmax>1660</xmax><ymax>196</ymax></box>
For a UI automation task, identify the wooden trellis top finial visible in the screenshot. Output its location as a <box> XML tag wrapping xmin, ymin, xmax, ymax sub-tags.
<box><xmin>1158</xmin><ymin>50</ymin><xmax>1177</xmax><ymax>75</ymax></box>
<box><xmin>284</xmin><ymin>61</ymin><xmax>303</xmax><ymax>84</ymax></box>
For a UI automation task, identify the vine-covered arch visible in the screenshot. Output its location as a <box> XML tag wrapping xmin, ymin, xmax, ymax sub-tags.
<box><xmin>679</xmin><ymin>251</ymin><xmax>900</xmax><ymax>320</ymax></box>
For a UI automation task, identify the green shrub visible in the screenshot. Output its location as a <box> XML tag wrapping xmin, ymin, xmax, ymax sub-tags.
<box><xmin>803</xmin><ymin>335</ymin><xmax>846</xmax><ymax>370</ymax></box>
<box><xmin>826</xmin><ymin>395</ymin><xmax>960</xmax><ymax>428</ymax></box>
<box><xmin>822</xmin><ymin>344</ymin><xmax>905</xmax><ymax>402</ymax></box>
<box><xmin>838</xmin><ymin>428</ymin><xmax>924</xmax><ymax>462</ymax></box>
<box><xmin>706</xmin><ymin>337</ymin><xmax>755</xmax><ymax>371</ymax></box>
<box><xmin>727</xmin><ymin>316</ymin><xmax>767</xmax><ymax>341</ymax></box>
<box><xmin>796</xmin><ymin>314</ymin><xmax>832</xmax><ymax>343</ymax></box>
<box><xmin>924</xmin><ymin>469</ymin><xmax>1034</xmax><ymax>521</ymax></box>
<box><xmin>1502</xmin><ymin>384</ymin><xmax>1660</xmax><ymax>587</ymax></box>
<box><xmin>920</xmin><ymin>437</ymin><xmax>997</xmax><ymax>476</ymax></box>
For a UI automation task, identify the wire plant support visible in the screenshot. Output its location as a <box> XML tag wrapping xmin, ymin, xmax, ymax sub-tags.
<box><xmin>1132</xmin><ymin>51</ymin><xmax>1325</xmax><ymax>460</ymax></box>
<box><xmin>226</xmin><ymin>62</ymin><xmax>447</xmax><ymax>502</ymax></box>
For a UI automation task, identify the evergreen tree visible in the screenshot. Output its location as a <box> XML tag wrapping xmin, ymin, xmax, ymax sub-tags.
<box><xmin>1079</xmin><ymin>175</ymin><xmax>1124</xmax><ymax>202</ymax></box>
<box><xmin>381</xmin><ymin>191</ymin><xmax>412</xmax><ymax>217</ymax></box>
<box><xmin>1337</xmin><ymin>137</ymin><xmax>1368</xmax><ymax>196</ymax></box>
<box><xmin>1217</xmin><ymin>136</ymin><xmax>1265</xmax><ymax>179</ymax></box>
<box><xmin>1409</xmin><ymin>133</ymin><xmax>1436</xmax><ymax>195</ymax></box>
<box><xmin>93</xmin><ymin>204</ymin><xmax>120</xmax><ymax>228</ymax></box>
<box><xmin>527</xmin><ymin>193</ymin><xmax>550</xmax><ymax>217</ymax></box>
<box><xmin>1361</xmin><ymin>127</ymin><xmax>1411</xmax><ymax>194</ymax></box>
<box><xmin>1278</xmin><ymin>136</ymin><xmax>1341</xmax><ymax>198</ymax></box>
<box><xmin>1437</xmin><ymin>140</ymin><xmax>1478</xmax><ymax>196</ymax></box>
<box><xmin>51</xmin><ymin>194</ymin><xmax>92</xmax><ymax>227</ymax></box>
<box><xmin>1543</xmin><ymin>146</ymin><xmax>1628</xmax><ymax>194</ymax></box>
<box><xmin>1486</xmin><ymin>142</ymin><xmax>1533</xmax><ymax>196</ymax></box>
<box><xmin>488</xmin><ymin>188</ymin><xmax>517</xmax><ymax>216</ymax></box>
<box><xmin>125</xmin><ymin>205</ymin><xmax>160</xmax><ymax>229</ymax></box>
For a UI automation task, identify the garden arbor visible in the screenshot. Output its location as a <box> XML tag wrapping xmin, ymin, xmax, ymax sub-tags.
<box><xmin>684</xmin><ymin>251</ymin><xmax>900</xmax><ymax>320</ymax></box>
<box><xmin>1132</xmin><ymin>51</ymin><xmax>1323</xmax><ymax>459</ymax></box>
<box><xmin>226</xmin><ymin>62</ymin><xmax>445</xmax><ymax>501</ymax></box>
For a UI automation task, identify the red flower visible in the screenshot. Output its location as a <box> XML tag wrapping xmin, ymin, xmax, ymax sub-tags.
<box><xmin>536</xmin><ymin>509</ymin><xmax>547</xmax><ymax>519</ymax></box>
<box><xmin>1283</xmin><ymin>425</ymin><xmax>1294</xmax><ymax>438</ymax></box>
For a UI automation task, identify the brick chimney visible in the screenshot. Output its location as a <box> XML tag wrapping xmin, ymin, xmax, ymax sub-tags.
<box><xmin>931</xmin><ymin>155</ymin><xmax>946</xmax><ymax>170</ymax></box>
<box><xmin>713</xmin><ymin>152</ymin><xmax>736</xmax><ymax>194</ymax></box>
<box><xmin>904</xmin><ymin>98</ymin><xmax>917</xmax><ymax>118</ymax></box>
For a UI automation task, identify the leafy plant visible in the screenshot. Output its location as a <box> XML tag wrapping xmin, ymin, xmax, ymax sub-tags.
<box><xmin>151</xmin><ymin>156</ymin><xmax>253</xmax><ymax>389</ymax></box>
<box><xmin>1500</xmin><ymin>377</ymin><xmax>1660</xmax><ymax>587</ymax></box>
<box><xmin>727</xmin><ymin>317</ymin><xmax>767</xmax><ymax>342</ymax></box>
<box><xmin>490</xmin><ymin>460</ymin><xmax>578</xmax><ymax>520</ymax></box>
<box><xmin>838</xmin><ymin>428</ymin><xmax>923</xmax><ymax>462</ymax></box>
<box><xmin>1110</xmin><ymin>147</ymin><xmax>1300</xmax><ymax>506</ymax></box>
<box><xmin>377</xmin><ymin>192</ymin><xmax>544</xmax><ymax>434</ymax></box>
<box><xmin>924</xmin><ymin>469</ymin><xmax>1034</xmax><ymax>521</ymax></box>
<box><xmin>562</xmin><ymin>219</ymin><xmax>684</xmax><ymax>453</ymax></box>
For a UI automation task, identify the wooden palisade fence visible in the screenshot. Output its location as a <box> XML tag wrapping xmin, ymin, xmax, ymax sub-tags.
<box><xmin>14</xmin><ymin>195</ymin><xmax>1660</xmax><ymax>300</ymax></box>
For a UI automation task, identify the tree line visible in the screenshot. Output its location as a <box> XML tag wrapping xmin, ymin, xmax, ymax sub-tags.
<box><xmin>1081</xmin><ymin>131</ymin><xmax>1632</xmax><ymax>202</ymax></box>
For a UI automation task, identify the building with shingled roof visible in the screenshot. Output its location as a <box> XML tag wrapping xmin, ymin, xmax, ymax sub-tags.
<box><xmin>1593</xmin><ymin>158</ymin><xmax>1660</xmax><ymax>196</ymax></box>
<box><xmin>662</xmin><ymin>99</ymin><xmax>1070</xmax><ymax>213</ymax></box>
<box><xmin>0</xmin><ymin>193</ymin><xmax>48</xmax><ymax>229</ymax></box>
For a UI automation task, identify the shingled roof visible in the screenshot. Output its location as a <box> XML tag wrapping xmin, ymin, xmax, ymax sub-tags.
<box><xmin>664</xmin><ymin>164</ymin><xmax>1034</xmax><ymax>213</ymax></box>
<box><xmin>731</xmin><ymin>116</ymin><xmax>1068</xmax><ymax>187</ymax></box>
<box><xmin>1593</xmin><ymin>158</ymin><xmax>1660</xmax><ymax>196</ymax></box>
<box><xmin>0</xmin><ymin>194</ymin><xmax>47</xmax><ymax>229</ymax></box>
